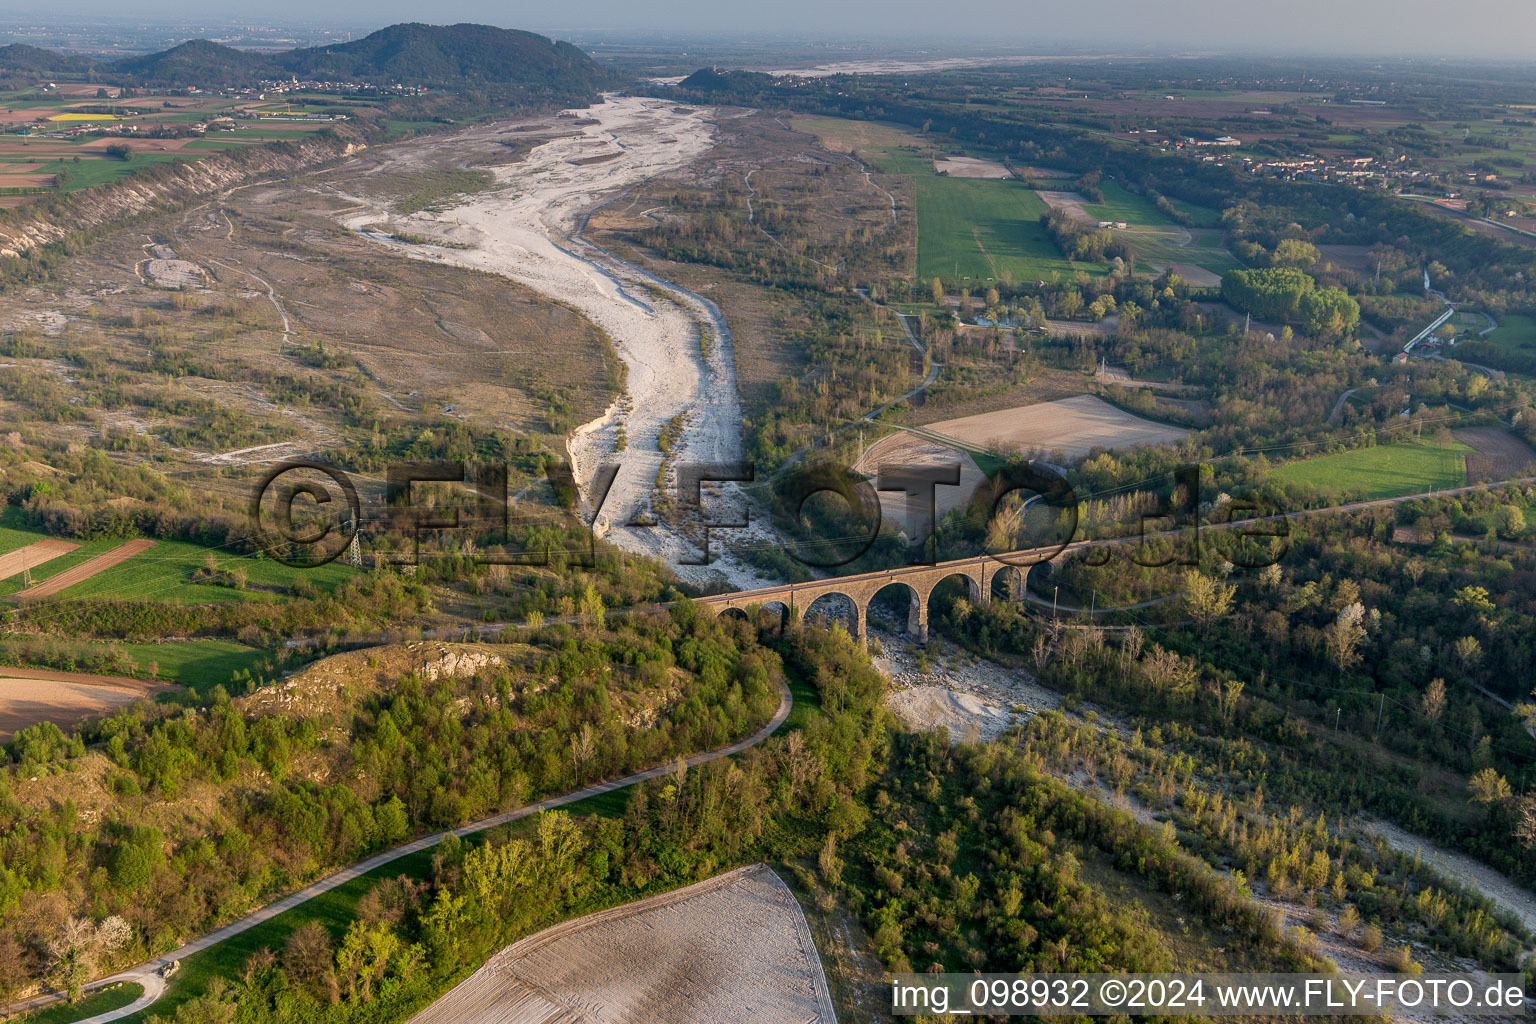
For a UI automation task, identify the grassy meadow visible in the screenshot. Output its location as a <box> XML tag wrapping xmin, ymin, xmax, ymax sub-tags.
<box><xmin>1270</xmin><ymin>436</ymin><xmax>1471</xmax><ymax>499</ymax></box>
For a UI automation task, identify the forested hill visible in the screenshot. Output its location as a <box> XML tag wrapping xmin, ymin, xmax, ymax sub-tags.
<box><xmin>2</xmin><ymin>23</ymin><xmax>615</xmax><ymax>93</ymax></box>
<box><xmin>279</xmin><ymin>23</ymin><xmax>603</xmax><ymax>87</ymax></box>
<box><xmin>0</xmin><ymin>43</ymin><xmax>92</xmax><ymax>74</ymax></box>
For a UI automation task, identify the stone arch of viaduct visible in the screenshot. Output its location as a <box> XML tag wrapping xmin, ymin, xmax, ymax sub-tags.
<box><xmin>699</xmin><ymin>554</ymin><xmax>1056</xmax><ymax>644</ymax></box>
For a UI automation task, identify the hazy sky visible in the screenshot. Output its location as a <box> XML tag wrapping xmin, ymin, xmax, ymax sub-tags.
<box><xmin>30</xmin><ymin>0</ymin><xmax>1536</xmax><ymax>58</ymax></box>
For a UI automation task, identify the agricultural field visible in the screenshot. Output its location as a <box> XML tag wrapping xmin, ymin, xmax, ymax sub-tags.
<box><xmin>0</xmin><ymin>514</ymin><xmax>353</xmax><ymax>602</ymax></box>
<box><xmin>791</xmin><ymin>117</ymin><xmax>1236</xmax><ymax>284</ymax></box>
<box><xmin>923</xmin><ymin>394</ymin><xmax>1189</xmax><ymax>461</ymax></box>
<box><xmin>793</xmin><ymin>115</ymin><xmax>1093</xmax><ymax>283</ymax></box>
<box><xmin>0</xmin><ymin>537</ymin><xmax>78</xmax><ymax>581</ymax></box>
<box><xmin>1039</xmin><ymin>181</ymin><xmax>1239</xmax><ymax>282</ymax></box>
<box><xmin>1269</xmin><ymin>435</ymin><xmax>1472</xmax><ymax>499</ymax></box>
<box><xmin>0</xmin><ymin>85</ymin><xmax>368</xmax><ymax>203</ymax></box>
<box><xmin>1454</xmin><ymin>427</ymin><xmax>1536</xmax><ymax>483</ymax></box>
<box><xmin>0</xmin><ymin>666</ymin><xmax>171</xmax><ymax>737</ymax></box>
<box><xmin>407</xmin><ymin>864</ymin><xmax>836</xmax><ymax>1024</ymax></box>
<box><xmin>28</xmin><ymin>538</ymin><xmax>355</xmax><ymax>603</ymax></box>
<box><xmin>854</xmin><ymin>432</ymin><xmax>989</xmax><ymax>535</ymax></box>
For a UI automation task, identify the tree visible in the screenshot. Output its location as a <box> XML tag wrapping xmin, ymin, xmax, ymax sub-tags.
<box><xmin>1496</xmin><ymin>504</ymin><xmax>1526</xmax><ymax>539</ymax></box>
<box><xmin>1057</xmin><ymin>289</ymin><xmax>1083</xmax><ymax>320</ymax></box>
<box><xmin>1453</xmin><ymin>635</ymin><xmax>1482</xmax><ymax>676</ymax></box>
<box><xmin>1469</xmin><ymin>767</ymin><xmax>1512</xmax><ymax>805</ymax></box>
<box><xmin>1215</xmin><ymin>678</ymin><xmax>1245</xmax><ymax>727</ymax></box>
<box><xmin>1421</xmin><ymin>677</ymin><xmax>1446</xmax><ymax>724</ymax></box>
<box><xmin>578</xmin><ymin>582</ymin><xmax>605</xmax><ymax>628</ymax></box>
<box><xmin>930</xmin><ymin>277</ymin><xmax>944</xmax><ymax>305</ymax></box>
<box><xmin>0</xmin><ymin>935</ymin><xmax>25</xmax><ymax>1017</ymax></box>
<box><xmin>47</xmin><ymin>916</ymin><xmax>129</xmax><ymax>1002</ymax></box>
<box><xmin>1273</xmin><ymin>238</ymin><xmax>1320</xmax><ymax>270</ymax></box>
<box><xmin>282</xmin><ymin>921</ymin><xmax>335</xmax><ymax>998</ymax></box>
<box><xmin>1324</xmin><ymin>602</ymin><xmax>1367</xmax><ymax>670</ymax></box>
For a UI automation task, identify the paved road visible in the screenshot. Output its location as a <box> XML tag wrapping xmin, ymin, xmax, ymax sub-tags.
<box><xmin>40</xmin><ymin>680</ymin><xmax>794</xmax><ymax>1023</ymax></box>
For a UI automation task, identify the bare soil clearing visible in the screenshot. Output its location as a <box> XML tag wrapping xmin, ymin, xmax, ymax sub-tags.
<box><xmin>0</xmin><ymin>668</ymin><xmax>170</xmax><ymax>738</ymax></box>
<box><xmin>14</xmin><ymin>538</ymin><xmax>155</xmax><ymax>601</ymax></box>
<box><xmin>406</xmin><ymin>864</ymin><xmax>835</xmax><ymax>1024</ymax></box>
<box><xmin>0</xmin><ymin>538</ymin><xmax>78</xmax><ymax>581</ymax></box>
<box><xmin>1454</xmin><ymin>427</ymin><xmax>1536</xmax><ymax>483</ymax></box>
<box><xmin>934</xmin><ymin>156</ymin><xmax>1011</xmax><ymax>178</ymax></box>
<box><xmin>1148</xmin><ymin>261</ymin><xmax>1222</xmax><ymax>287</ymax></box>
<box><xmin>1036</xmin><ymin>190</ymin><xmax>1095</xmax><ymax>224</ymax></box>
<box><xmin>855</xmin><ymin>433</ymin><xmax>988</xmax><ymax>538</ymax></box>
<box><xmin>925</xmin><ymin>394</ymin><xmax>1187</xmax><ymax>461</ymax></box>
<box><xmin>889</xmin><ymin>684</ymin><xmax>1012</xmax><ymax>740</ymax></box>
<box><xmin>142</xmin><ymin>257</ymin><xmax>205</xmax><ymax>289</ymax></box>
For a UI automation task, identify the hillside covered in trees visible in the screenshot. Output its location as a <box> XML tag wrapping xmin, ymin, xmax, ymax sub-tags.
<box><xmin>2</xmin><ymin>23</ymin><xmax>616</xmax><ymax>96</ymax></box>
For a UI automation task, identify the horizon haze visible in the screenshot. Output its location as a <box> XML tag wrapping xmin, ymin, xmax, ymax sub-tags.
<box><xmin>10</xmin><ymin>0</ymin><xmax>1536</xmax><ymax>60</ymax></box>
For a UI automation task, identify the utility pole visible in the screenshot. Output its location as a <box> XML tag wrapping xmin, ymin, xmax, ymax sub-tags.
<box><xmin>348</xmin><ymin>532</ymin><xmax>361</xmax><ymax>568</ymax></box>
<box><xmin>1375</xmin><ymin>693</ymin><xmax>1386</xmax><ymax>740</ymax></box>
<box><xmin>1334</xmin><ymin>707</ymin><xmax>1341</xmax><ymax>733</ymax></box>
<box><xmin>21</xmin><ymin>565</ymin><xmax>31</xmax><ymax>589</ymax></box>
<box><xmin>1052</xmin><ymin>585</ymin><xmax>1059</xmax><ymax>622</ymax></box>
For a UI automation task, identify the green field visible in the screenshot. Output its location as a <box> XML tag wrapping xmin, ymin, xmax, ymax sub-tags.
<box><xmin>39</xmin><ymin>152</ymin><xmax>189</xmax><ymax>191</ymax></box>
<box><xmin>1081</xmin><ymin>182</ymin><xmax>1239</xmax><ymax>276</ymax></box>
<box><xmin>1483</xmin><ymin>313</ymin><xmax>1536</xmax><ymax>352</ymax></box>
<box><xmin>0</xmin><ymin>511</ymin><xmax>353</xmax><ymax>602</ymax></box>
<box><xmin>794</xmin><ymin>117</ymin><xmax>1094</xmax><ymax>283</ymax></box>
<box><xmin>116</xmin><ymin>639</ymin><xmax>269</xmax><ymax>689</ymax></box>
<box><xmin>1081</xmin><ymin>181</ymin><xmax>1177</xmax><ymax>226</ymax></box>
<box><xmin>4</xmin><ymin>638</ymin><xmax>267</xmax><ymax>692</ymax></box>
<box><xmin>914</xmin><ymin>175</ymin><xmax>1094</xmax><ymax>283</ymax></box>
<box><xmin>1163</xmin><ymin>197</ymin><xmax>1226</xmax><ymax>228</ymax></box>
<box><xmin>1270</xmin><ymin>436</ymin><xmax>1471</xmax><ymax>499</ymax></box>
<box><xmin>53</xmin><ymin>538</ymin><xmax>355</xmax><ymax>603</ymax></box>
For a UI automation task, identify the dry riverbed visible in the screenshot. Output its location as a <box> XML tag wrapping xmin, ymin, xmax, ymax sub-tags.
<box><xmin>337</xmin><ymin>96</ymin><xmax>776</xmax><ymax>588</ymax></box>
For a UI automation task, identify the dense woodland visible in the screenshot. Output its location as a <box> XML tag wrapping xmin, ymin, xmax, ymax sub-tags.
<box><xmin>0</xmin><ymin>604</ymin><xmax>779</xmax><ymax>1009</ymax></box>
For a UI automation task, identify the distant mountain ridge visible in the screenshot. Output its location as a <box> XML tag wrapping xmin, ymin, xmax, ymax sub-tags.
<box><xmin>0</xmin><ymin>23</ymin><xmax>612</xmax><ymax>92</ymax></box>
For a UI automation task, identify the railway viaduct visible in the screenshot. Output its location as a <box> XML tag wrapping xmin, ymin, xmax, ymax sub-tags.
<box><xmin>696</xmin><ymin>472</ymin><xmax>1536</xmax><ymax>645</ymax></box>
<box><xmin>697</xmin><ymin>548</ymin><xmax>1054</xmax><ymax>644</ymax></box>
<box><xmin>696</xmin><ymin>505</ymin><xmax>1288</xmax><ymax>643</ymax></box>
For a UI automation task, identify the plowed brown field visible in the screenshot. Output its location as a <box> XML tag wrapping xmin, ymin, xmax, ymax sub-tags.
<box><xmin>14</xmin><ymin>538</ymin><xmax>154</xmax><ymax>600</ymax></box>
